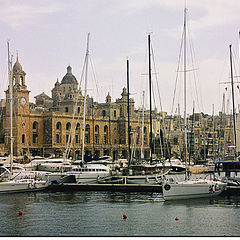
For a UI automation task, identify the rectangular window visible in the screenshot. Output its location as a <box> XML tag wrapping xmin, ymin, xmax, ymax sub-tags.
<box><xmin>56</xmin><ymin>134</ymin><xmax>60</xmax><ymax>143</ymax></box>
<box><xmin>22</xmin><ymin>134</ymin><xmax>25</xmax><ymax>144</ymax></box>
<box><xmin>33</xmin><ymin>134</ymin><xmax>38</xmax><ymax>144</ymax></box>
<box><xmin>75</xmin><ymin>135</ymin><xmax>79</xmax><ymax>144</ymax></box>
<box><xmin>66</xmin><ymin>134</ymin><xmax>69</xmax><ymax>144</ymax></box>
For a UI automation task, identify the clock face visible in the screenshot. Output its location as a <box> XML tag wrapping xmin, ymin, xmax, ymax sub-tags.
<box><xmin>20</xmin><ymin>97</ymin><xmax>26</xmax><ymax>106</ymax></box>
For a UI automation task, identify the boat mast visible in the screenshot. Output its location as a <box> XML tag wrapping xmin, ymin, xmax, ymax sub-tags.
<box><xmin>148</xmin><ymin>34</ymin><xmax>153</xmax><ymax>163</ymax></box>
<box><xmin>229</xmin><ymin>44</ymin><xmax>237</xmax><ymax>159</ymax></box>
<box><xmin>81</xmin><ymin>33</ymin><xmax>90</xmax><ymax>164</ymax></box>
<box><xmin>141</xmin><ymin>91</ymin><xmax>145</xmax><ymax>159</ymax></box>
<box><xmin>183</xmin><ymin>8</ymin><xmax>188</xmax><ymax>178</ymax></box>
<box><xmin>7</xmin><ymin>41</ymin><xmax>13</xmax><ymax>178</ymax></box>
<box><xmin>127</xmin><ymin>59</ymin><xmax>131</xmax><ymax>168</ymax></box>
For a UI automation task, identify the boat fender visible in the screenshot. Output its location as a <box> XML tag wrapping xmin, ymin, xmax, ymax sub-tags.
<box><xmin>164</xmin><ymin>184</ymin><xmax>171</xmax><ymax>191</ymax></box>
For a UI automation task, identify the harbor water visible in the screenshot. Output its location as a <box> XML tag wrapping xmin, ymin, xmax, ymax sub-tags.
<box><xmin>0</xmin><ymin>190</ymin><xmax>240</xmax><ymax>237</ymax></box>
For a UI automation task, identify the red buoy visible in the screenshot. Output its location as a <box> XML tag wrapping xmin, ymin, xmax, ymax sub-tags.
<box><xmin>175</xmin><ymin>217</ymin><xmax>179</xmax><ymax>221</ymax></box>
<box><xmin>123</xmin><ymin>214</ymin><xmax>127</xmax><ymax>219</ymax></box>
<box><xmin>19</xmin><ymin>211</ymin><xmax>23</xmax><ymax>216</ymax></box>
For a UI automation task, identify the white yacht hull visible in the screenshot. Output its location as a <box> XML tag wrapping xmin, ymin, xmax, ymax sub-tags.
<box><xmin>162</xmin><ymin>179</ymin><xmax>227</xmax><ymax>200</ymax></box>
<box><xmin>0</xmin><ymin>179</ymin><xmax>49</xmax><ymax>193</ymax></box>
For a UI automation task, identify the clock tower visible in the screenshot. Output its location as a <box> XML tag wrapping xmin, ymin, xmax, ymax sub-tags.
<box><xmin>5</xmin><ymin>56</ymin><xmax>30</xmax><ymax>156</ymax></box>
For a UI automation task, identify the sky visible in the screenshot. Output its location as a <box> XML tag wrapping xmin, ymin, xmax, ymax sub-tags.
<box><xmin>1</xmin><ymin>0</ymin><xmax>240</xmax><ymax>115</ymax></box>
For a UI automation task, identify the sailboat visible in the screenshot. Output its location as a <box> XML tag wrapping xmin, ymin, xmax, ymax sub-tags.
<box><xmin>124</xmin><ymin>38</ymin><xmax>169</xmax><ymax>184</ymax></box>
<box><xmin>0</xmin><ymin>41</ymin><xmax>49</xmax><ymax>193</ymax></box>
<box><xmin>162</xmin><ymin>8</ymin><xmax>227</xmax><ymax>200</ymax></box>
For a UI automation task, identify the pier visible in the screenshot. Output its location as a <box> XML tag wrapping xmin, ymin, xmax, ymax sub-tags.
<box><xmin>48</xmin><ymin>183</ymin><xmax>240</xmax><ymax>195</ymax></box>
<box><xmin>48</xmin><ymin>183</ymin><xmax>163</xmax><ymax>193</ymax></box>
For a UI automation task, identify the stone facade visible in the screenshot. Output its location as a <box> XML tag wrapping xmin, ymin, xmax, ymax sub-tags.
<box><xmin>0</xmin><ymin>59</ymin><xmax>156</xmax><ymax>160</ymax></box>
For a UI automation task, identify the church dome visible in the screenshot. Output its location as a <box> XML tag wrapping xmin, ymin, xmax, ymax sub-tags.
<box><xmin>13</xmin><ymin>58</ymin><xmax>23</xmax><ymax>73</ymax></box>
<box><xmin>61</xmin><ymin>66</ymin><xmax>78</xmax><ymax>85</ymax></box>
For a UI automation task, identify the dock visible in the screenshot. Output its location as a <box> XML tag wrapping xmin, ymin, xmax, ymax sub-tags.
<box><xmin>48</xmin><ymin>183</ymin><xmax>240</xmax><ymax>196</ymax></box>
<box><xmin>48</xmin><ymin>183</ymin><xmax>163</xmax><ymax>193</ymax></box>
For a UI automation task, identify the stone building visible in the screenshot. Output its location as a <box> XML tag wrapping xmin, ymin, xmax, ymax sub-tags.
<box><xmin>0</xmin><ymin>59</ymin><xmax>157</xmax><ymax>161</ymax></box>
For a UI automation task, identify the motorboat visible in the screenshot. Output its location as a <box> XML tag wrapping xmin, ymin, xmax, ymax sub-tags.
<box><xmin>48</xmin><ymin>163</ymin><xmax>112</xmax><ymax>184</ymax></box>
<box><xmin>0</xmin><ymin>166</ymin><xmax>49</xmax><ymax>193</ymax></box>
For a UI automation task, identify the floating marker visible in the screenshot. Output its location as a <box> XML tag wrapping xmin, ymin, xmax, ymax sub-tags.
<box><xmin>123</xmin><ymin>214</ymin><xmax>127</xmax><ymax>219</ymax></box>
<box><xmin>19</xmin><ymin>211</ymin><xmax>23</xmax><ymax>216</ymax></box>
<box><xmin>175</xmin><ymin>217</ymin><xmax>179</xmax><ymax>221</ymax></box>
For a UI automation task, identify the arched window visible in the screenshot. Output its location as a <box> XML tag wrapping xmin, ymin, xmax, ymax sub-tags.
<box><xmin>56</xmin><ymin>122</ymin><xmax>61</xmax><ymax>130</ymax></box>
<box><xmin>104</xmin><ymin>125</ymin><xmax>108</xmax><ymax>144</ymax></box>
<box><xmin>33</xmin><ymin>121</ymin><xmax>38</xmax><ymax>130</ymax></box>
<box><xmin>136</xmin><ymin>126</ymin><xmax>140</xmax><ymax>144</ymax></box>
<box><xmin>102</xmin><ymin>110</ymin><xmax>106</xmax><ymax>117</ymax></box>
<box><xmin>144</xmin><ymin>126</ymin><xmax>148</xmax><ymax>144</ymax></box>
<box><xmin>76</xmin><ymin>123</ymin><xmax>81</xmax><ymax>131</ymax></box>
<box><xmin>95</xmin><ymin>125</ymin><xmax>99</xmax><ymax>133</ymax></box>
<box><xmin>66</xmin><ymin>122</ymin><xmax>71</xmax><ymax>131</ymax></box>
<box><xmin>20</xmin><ymin>76</ymin><xmax>23</xmax><ymax>85</ymax></box>
<box><xmin>22</xmin><ymin>134</ymin><xmax>25</xmax><ymax>143</ymax></box>
<box><xmin>94</xmin><ymin>125</ymin><xmax>99</xmax><ymax>144</ymax></box>
<box><xmin>85</xmin><ymin>124</ymin><xmax>90</xmax><ymax>144</ymax></box>
<box><xmin>104</xmin><ymin>125</ymin><xmax>108</xmax><ymax>133</ymax></box>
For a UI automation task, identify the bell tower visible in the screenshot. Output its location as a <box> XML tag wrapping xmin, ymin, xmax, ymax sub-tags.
<box><xmin>4</xmin><ymin>56</ymin><xmax>30</xmax><ymax>156</ymax></box>
<box><xmin>11</xmin><ymin>56</ymin><xmax>30</xmax><ymax>114</ymax></box>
